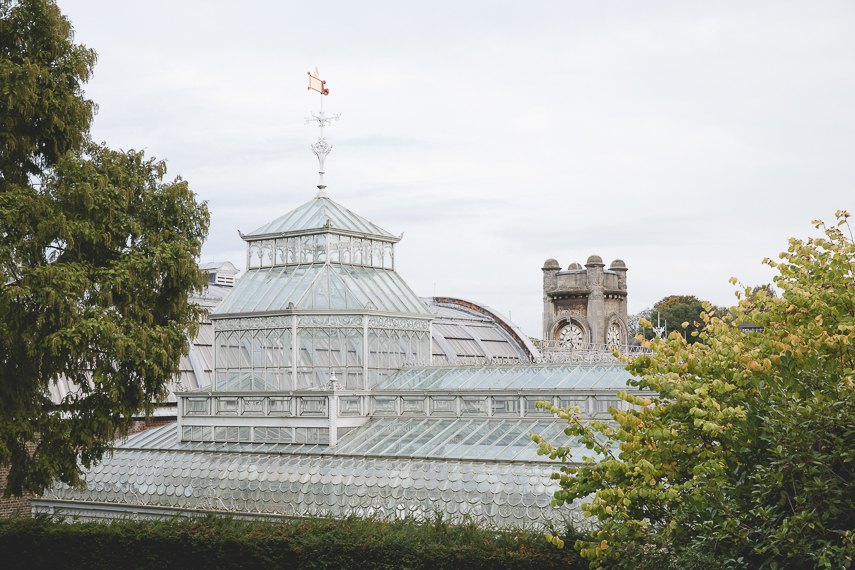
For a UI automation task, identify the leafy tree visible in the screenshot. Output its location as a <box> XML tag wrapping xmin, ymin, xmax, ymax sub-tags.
<box><xmin>631</xmin><ymin>295</ymin><xmax>708</xmax><ymax>345</ymax></box>
<box><xmin>533</xmin><ymin>211</ymin><xmax>855</xmax><ymax>569</ymax></box>
<box><xmin>1</xmin><ymin>0</ymin><xmax>97</xmax><ymax>186</ymax></box>
<box><xmin>0</xmin><ymin>0</ymin><xmax>209</xmax><ymax>497</ymax></box>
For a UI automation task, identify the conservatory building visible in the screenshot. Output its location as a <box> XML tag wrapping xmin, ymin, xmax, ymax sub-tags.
<box><xmin>33</xmin><ymin>194</ymin><xmax>645</xmax><ymax>528</ymax></box>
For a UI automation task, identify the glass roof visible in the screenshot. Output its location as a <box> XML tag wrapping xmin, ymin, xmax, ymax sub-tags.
<box><xmin>373</xmin><ymin>364</ymin><xmax>637</xmax><ymax>391</ymax></box>
<box><xmin>213</xmin><ymin>264</ymin><xmax>431</xmax><ymax>316</ymax></box>
<box><xmin>42</xmin><ymin>417</ymin><xmax>610</xmax><ymax>527</ymax></box>
<box><xmin>248</xmin><ymin>197</ymin><xmax>394</xmax><ymax>238</ymax></box>
<box><xmin>120</xmin><ymin>420</ymin><xmax>595</xmax><ymax>464</ymax></box>
<box><xmin>45</xmin><ymin>445</ymin><xmax>575</xmax><ymax>528</ymax></box>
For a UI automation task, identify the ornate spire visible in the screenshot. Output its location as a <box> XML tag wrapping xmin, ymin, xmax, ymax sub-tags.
<box><xmin>306</xmin><ymin>68</ymin><xmax>340</xmax><ymax>198</ymax></box>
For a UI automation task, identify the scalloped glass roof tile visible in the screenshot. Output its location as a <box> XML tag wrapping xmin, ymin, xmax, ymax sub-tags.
<box><xmin>213</xmin><ymin>265</ymin><xmax>431</xmax><ymax>316</ymax></box>
<box><xmin>248</xmin><ymin>197</ymin><xmax>394</xmax><ymax>238</ymax></box>
<box><xmin>49</xmin><ymin>441</ymin><xmax>578</xmax><ymax>529</ymax></box>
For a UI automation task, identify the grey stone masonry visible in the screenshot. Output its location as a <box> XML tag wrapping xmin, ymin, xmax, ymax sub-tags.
<box><xmin>542</xmin><ymin>256</ymin><xmax>628</xmax><ymax>346</ymax></box>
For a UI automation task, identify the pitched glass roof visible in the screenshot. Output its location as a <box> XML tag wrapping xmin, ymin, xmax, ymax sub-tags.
<box><xmin>373</xmin><ymin>363</ymin><xmax>637</xmax><ymax>391</ymax></box>
<box><xmin>119</xmin><ymin>420</ymin><xmax>596</xmax><ymax>464</ymax></box>
<box><xmin>248</xmin><ymin>197</ymin><xmax>395</xmax><ymax>238</ymax></box>
<box><xmin>213</xmin><ymin>264</ymin><xmax>431</xmax><ymax>316</ymax></box>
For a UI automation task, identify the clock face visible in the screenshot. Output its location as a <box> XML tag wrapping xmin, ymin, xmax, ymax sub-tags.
<box><xmin>607</xmin><ymin>324</ymin><xmax>621</xmax><ymax>348</ymax></box>
<box><xmin>558</xmin><ymin>323</ymin><xmax>584</xmax><ymax>348</ymax></box>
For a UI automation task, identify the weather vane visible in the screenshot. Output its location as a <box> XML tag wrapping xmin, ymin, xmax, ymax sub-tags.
<box><xmin>306</xmin><ymin>68</ymin><xmax>340</xmax><ymax>198</ymax></box>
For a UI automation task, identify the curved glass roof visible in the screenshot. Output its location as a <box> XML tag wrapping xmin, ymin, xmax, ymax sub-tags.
<box><xmin>248</xmin><ymin>197</ymin><xmax>394</xmax><ymax>238</ymax></box>
<box><xmin>374</xmin><ymin>363</ymin><xmax>636</xmax><ymax>391</ymax></box>
<box><xmin>214</xmin><ymin>264</ymin><xmax>431</xmax><ymax>316</ymax></box>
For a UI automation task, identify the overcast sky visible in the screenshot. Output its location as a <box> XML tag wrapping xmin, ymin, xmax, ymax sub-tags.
<box><xmin>61</xmin><ymin>1</ymin><xmax>854</xmax><ymax>337</ymax></box>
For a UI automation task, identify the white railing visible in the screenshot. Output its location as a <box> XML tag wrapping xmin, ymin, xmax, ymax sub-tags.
<box><xmin>538</xmin><ymin>341</ymin><xmax>652</xmax><ymax>355</ymax></box>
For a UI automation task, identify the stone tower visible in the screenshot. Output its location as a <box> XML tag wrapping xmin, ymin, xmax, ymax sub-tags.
<box><xmin>542</xmin><ymin>255</ymin><xmax>628</xmax><ymax>347</ymax></box>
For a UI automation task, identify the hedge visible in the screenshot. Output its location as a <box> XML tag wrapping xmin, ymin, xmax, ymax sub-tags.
<box><xmin>0</xmin><ymin>513</ymin><xmax>587</xmax><ymax>570</ymax></box>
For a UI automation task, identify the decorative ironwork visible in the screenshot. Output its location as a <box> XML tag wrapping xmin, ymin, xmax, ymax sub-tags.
<box><xmin>214</xmin><ymin>315</ymin><xmax>293</xmax><ymax>332</ymax></box>
<box><xmin>652</xmin><ymin>312</ymin><xmax>667</xmax><ymax>339</ymax></box>
<box><xmin>298</xmin><ymin>315</ymin><xmax>363</xmax><ymax>327</ymax></box>
<box><xmin>367</xmin><ymin>317</ymin><xmax>430</xmax><ymax>330</ymax></box>
<box><xmin>305</xmin><ymin>69</ymin><xmax>340</xmax><ymax>197</ymax></box>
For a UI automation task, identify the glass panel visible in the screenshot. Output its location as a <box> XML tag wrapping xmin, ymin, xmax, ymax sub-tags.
<box><xmin>328</xmin><ymin>329</ymin><xmax>344</xmax><ymax>367</ymax></box>
<box><xmin>473</xmin><ymin>420</ymin><xmax>526</xmax><ymax>460</ymax></box>
<box><xmin>366</xmin><ymin>419</ymin><xmax>429</xmax><ymax>455</ymax></box>
<box><xmin>239</xmin><ymin>335</ymin><xmax>252</xmax><ymax>368</ymax></box>
<box><xmin>372</xmin><ymin>397</ymin><xmax>397</xmax><ymax>415</ymax></box>
<box><xmin>268</xmin><ymin>397</ymin><xmax>291</xmax><ymax>415</ymax></box>
<box><xmin>558</xmin><ymin>396</ymin><xmax>588</xmax><ymax>414</ymax></box>
<box><xmin>493</xmin><ymin>421</ymin><xmax>551</xmax><ymax>461</ymax></box>
<box><xmin>300</xmin><ymin>236</ymin><xmax>314</xmax><ymax>263</ymax></box>
<box><xmin>300</xmin><ymin>397</ymin><xmax>327</xmax><ymax>416</ymax></box>
<box><xmin>339</xmin><ymin>265</ymin><xmax>385</xmax><ymax>310</ymax></box>
<box><xmin>461</xmin><ymin>397</ymin><xmax>487</xmax><ymax>415</ymax></box>
<box><xmin>392</xmin><ymin>419</ymin><xmax>453</xmax><ymax>456</ymax></box>
<box><xmin>492</xmin><ymin>397</ymin><xmax>520</xmax><ymax>416</ymax></box>
<box><xmin>249</xmin><ymin>265</ymin><xmax>291</xmax><ymax>312</ymax></box>
<box><xmin>333</xmin><ymin>419</ymin><xmax>395</xmax><ymax>454</ymax></box>
<box><xmin>414</xmin><ymin>368</ymin><xmax>454</xmax><ymax>390</ymax></box>
<box><xmin>217</xmin><ymin>398</ymin><xmax>238</xmax><ymax>414</ymax></box>
<box><xmin>592</xmin><ymin>365</ymin><xmax>629</xmax><ymax>389</ymax></box>
<box><xmin>282</xmin><ymin>266</ymin><xmax>322</xmax><ymax>311</ymax></box>
<box><xmin>503</xmin><ymin>367</ymin><xmax>542</xmax><ymax>389</ymax></box>
<box><xmin>344</xmin><ymin>419</ymin><xmax>415</xmax><ymax>455</ymax></box>
<box><xmin>238</xmin><ymin>266</ymin><xmax>282</xmax><ymax>312</ymax></box>
<box><xmin>365</xmin><ymin>268</ymin><xmax>406</xmax><ymax>312</ymax></box>
<box><xmin>265</xmin><ymin>265</ymin><xmax>309</xmax><ymax>311</ymax></box>
<box><xmin>339</xmin><ymin>397</ymin><xmax>360</xmax><ymax>415</ymax></box>
<box><xmin>306</xmin><ymin>269</ymin><xmax>329</xmax><ymax>310</ymax></box>
<box><xmin>252</xmin><ymin>332</ymin><xmax>263</xmax><ymax>371</ymax></box>
<box><xmin>383</xmin><ymin>243</ymin><xmax>393</xmax><ymax>269</ymax></box>
<box><xmin>525</xmin><ymin>397</ymin><xmax>554</xmax><ymax>415</ymax></box>
<box><xmin>442</xmin><ymin>368</ymin><xmax>483</xmax><ymax>389</ymax></box>
<box><xmin>469</xmin><ymin>367</ymin><xmax>513</xmax><ymax>389</ymax></box>
<box><xmin>403</xmin><ymin>419</ymin><xmax>460</xmax><ymax>457</ymax></box>
<box><xmin>533</xmin><ymin>366</ymin><xmax>576</xmax><ymax>389</ymax></box>
<box><xmin>327</xmin><ymin>269</ymin><xmax>349</xmax><ymax>310</ymax></box>
<box><xmin>327</xmin><ymin>234</ymin><xmax>339</xmax><ymax>263</ymax></box>
<box><xmin>375</xmin><ymin>269</ymin><xmax>421</xmax><ymax>313</ymax></box>
<box><xmin>402</xmin><ymin>398</ymin><xmax>425</xmax><ymax>414</ymax></box>
<box><xmin>215</xmin><ymin>332</ymin><xmax>227</xmax><ymax>368</ymax></box>
<box><xmin>512</xmin><ymin>421</ymin><xmax>568</xmax><ymax>461</ymax></box>
<box><xmin>346</xmin><ymin>331</ymin><xmax>362</xmax><ymax>367</ymax></box>
<box><xmin>442</xmin><ymin>422</ymin><xmax>505</xmax><ymax>459</ymax></box>
<box><xmin>430</xmin><ymin>397</ymin><xmax>455</xmax><ymax>415</ymax></box>
<box><xmin>215</xmin><ymin>269</ymin><xmax>264</xmax><ymax>314</ymax></box>
<box><xmin>570</xmin><ymin>365</ymin><xmax>611</xmax><ymax>389</ymax></box>
<box><xmin>315</xmin><ymin>234</ymin><xmax>326</xmax><ymax>263</ymax></box>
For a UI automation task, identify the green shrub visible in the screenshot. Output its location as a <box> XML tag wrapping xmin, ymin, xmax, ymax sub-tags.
<box><xmin>0</xmin><ymin>512</ymin><xmax>587</xmax><ymax>570</ymax></box>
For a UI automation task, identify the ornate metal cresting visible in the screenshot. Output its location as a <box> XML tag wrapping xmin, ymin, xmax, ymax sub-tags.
<box><xmin>306</xmin><ymin>68</ymin><xmax>340</xmax><ymax>198</ymax></box>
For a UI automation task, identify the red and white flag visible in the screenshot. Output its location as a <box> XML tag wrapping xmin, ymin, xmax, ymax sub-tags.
<box><xmin>308</xmin><ymin>68</ymin><xmax>329</xmax><ymax>95</ymax></box>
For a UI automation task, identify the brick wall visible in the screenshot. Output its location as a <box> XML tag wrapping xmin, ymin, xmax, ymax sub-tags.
<box><xmin>0</xmin><ymin>420</ymin><xmax>176</xmax><ymax>518</ymax></box>
<box><xmin>0</xmin><ymin>441</ymin><xmax>36</xmax><ymax>518</ymax></box>
<box><xmin>126</xmin><ymin>418</ymin><xmax>176</xmax><ymax>436</ymax></box>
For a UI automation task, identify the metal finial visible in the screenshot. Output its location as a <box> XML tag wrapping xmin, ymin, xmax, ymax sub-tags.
<box><xmin>306</xmin><ymin>69</ymin><xmax>340</xmax><ymax>198</ymax></box>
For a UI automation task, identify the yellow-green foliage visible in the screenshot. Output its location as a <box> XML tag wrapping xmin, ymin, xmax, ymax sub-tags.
<box><xmin>533</xmin><ymin>212</ymin><xmax>855</xmax><ymax>569</ymax></box>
